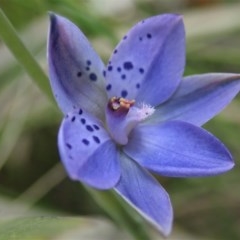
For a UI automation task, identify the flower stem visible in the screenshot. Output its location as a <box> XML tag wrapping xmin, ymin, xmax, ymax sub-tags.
<box><xmin>85</xmin><ymin>187</ymin><xmax>152</xmax><ymax>240</ymax></box>
<box><xmin>0</xmin><ymin>8</ymin><xmax>54</xmax><ymax>102</ymax></box>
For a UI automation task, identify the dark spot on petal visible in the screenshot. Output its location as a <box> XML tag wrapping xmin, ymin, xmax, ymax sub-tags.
<box><xmin>121</xmin><ymin>74</ymin><xmax>126</xmax><ymax>80</ymax></box>
<box><xmin>103</xmin><ymin>70</ymin><xmax>106</xmax><ymax>77</ymax></box>
<box><xmin>66</xmin><ymin>143</ymin><xmax>72</xmax><ymax>149</ymax></box>
<box><xmin>108</xmin><ymin>66</ymin><xmax>113</xmax><ymax>71</ymax></box>
<box><xmin>117</xmin><ymin>67</ymin><xmax>121</xmax><ymax>72</ymax></box>
<box><xmin>89</xmin><ymin>73</ymin><xmax>97</xmax><ymax>81</ymax></box>
<box><xmin>86</xmin><ymin>125</ymin><xmax>94</xmax><ymax>132</ymax></box>
<box><xmin>139</xmin><ymin>68</ymin><xmax>144</xmax><ymax>74</ymax></box>
<box><xmin>87</xmin><ymin>60</ymin><xmax>91</xmax><ymax>65</ymax></box>
<box><xmin>114</xmin><ymin>49</ymin><xmax>118</xmax><ymax>54</ymax></box>
<box><xmin>147</xmin><ymin>33</ymin><xmax>152</xmax><ymax>39</ymax></box>
<box><xmin>139</xmin><ymin>37</ymin><xmax>142</xmax><ymax>41</ymax></box>
<box><xmin>106</xmin><ymin>84</ymin><xmax>112</xmax><ymax>91</ymax></box>
<box><xmin>82</xmin><ymin>139</ymin><xmax>90</xmax><ymax>145</ymax></box>
<box><xmin>77</xmin><ymin>71</ymin><xmax>82</xmax><ymax>77</ymax></box>
<box><xmin>121</xmin><ymin>90</ymin><xmax>128</xmax><ymax>98</ymax></box>
<box><xmin>93</xmin><ymin>135</ymin><xmax>100</xmax><ymax>144</ymax></box>
<box><xmin>123</xmin><ymin>35</ymin><xmax>127</xmax><ymax>40</ymax></box>
<box><xmin>81</xmin><ymin>118</ymin><xmax>86</xmax><ymax>124</ymax></box>
<box><xmin>78</xmin><ymin>109</ymin><xmax>83</xmax><ymax>115</ymax></box>
<box><xmin>123</xmin><ymin>61</ymin><xmax>133</xmax><ymax>70</ymax></box>
<box><xmin>65</xmin><ymin>114</ymin><xmax>69</xmax><ymax>118</ymax></box>
<box><xmin>136</xmin><ymin>83</ymin><xmax>140</xmax><ymax>89</ymax></box>
<box><xmin>86</xmin><ymin>66</ymin><xmax>90</xmax><ymax>71</ymax></box>
<box><xmin>71</xmin><ymin>116</ymin><xmax>76</xmax><ymax>122</ymax></box>
<box><xmin>93</xmin><ymin>124</ymin><xmax>100</xmax><ymax>130</ymax></box>
<box><xmin>141</xmin><ymin>20</ymin><xmax>145</xmax><ymax>24</ymax></box>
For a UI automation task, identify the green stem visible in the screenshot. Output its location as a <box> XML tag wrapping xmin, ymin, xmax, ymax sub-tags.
<box><xmin>0</xmin><ymin>8</ymin><xmax>53</xmax><ymax>101</ymax></box>
<box><xmin>85</xmin><ymin>187</ymin><xmax>151</xmax><ymax>240</ymax></box>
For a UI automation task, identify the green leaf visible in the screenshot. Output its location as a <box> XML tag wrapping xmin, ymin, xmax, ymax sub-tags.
<box><xmin>0</xmin><ymin>8</ymin><xmax>53</xmax><ymax>102</ymax></box>
<box><xmin>0</xmin><ymin>216</ymin><xmax>129</xmax><ymax>240</ymax></box>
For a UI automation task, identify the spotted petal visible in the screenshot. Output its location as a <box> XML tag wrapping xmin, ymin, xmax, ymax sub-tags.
<box><xmin>115</xmin><ymin>153</ymin><xmax>173</xmax><ymax>237</ymax></box>
<box><xmin>48</xmin><ymin>13</ymin><xmax>107</xmax><ymax>119</ymax></box>
<box><xmin>124</xmin><ymin>121</ymin><xmax>234</xmax><ymax>177</ymax></box>
<box><xmin>58</xmin><ymin>108</ymin><xmax>120</xmax><ymax>189</ymax></box>
<box><xmin>105</xmin><ymin>14</ymin><xmax>185</xmax><ymax>106</ymax></box>
<box><xmin>149</xmin><ymin>73</ymin><xmax>240</xmax><ymax>126</ymax></box>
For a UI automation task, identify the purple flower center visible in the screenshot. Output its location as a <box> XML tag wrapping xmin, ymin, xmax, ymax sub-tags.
<box><xmin>106</xmin><ymin>97</ymin><xmax>155</xmax><ymax>145</ymax></box>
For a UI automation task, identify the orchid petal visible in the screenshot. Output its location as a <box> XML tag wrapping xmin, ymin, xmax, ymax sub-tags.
<box><xmin>115</xmin><ymin>153</ymin><xmax>173</xmax><ymax>236</ymax></box>
<box><xmin>124</xmin><ymin>121</ymin><xmax>234</xmax><ymax>177</ymax></box>
<box><xmin>105</xmin><ymin>14</ymin><xmax>185</xmax><ymax>106</ymax></box>
<box><xmin>149</xmin><ymin>73</ymin><xmax>240</xmax><ymax>126</ymax></box>
<box><xmin>58</xmin><ymin>108</ymin><xmax>120</xmax><ymax>189</ymax></box>
<box><xmin>48</xmin><ymin>13</ymin><xmax>107</xmax><ymax>119</ymax></box>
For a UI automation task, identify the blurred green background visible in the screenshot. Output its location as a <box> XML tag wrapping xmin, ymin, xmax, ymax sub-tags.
<box><xmin>0</xmin><ymin>0</ymin><xmax>240</xmax><ymax>239</ymax></box>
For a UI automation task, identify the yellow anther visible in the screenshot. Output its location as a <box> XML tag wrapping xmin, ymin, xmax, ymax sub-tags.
<box><xmin>120</xmin><ymin>101</ymin><xmax>130</xmax><ymax>109</ymax></box>
<box><xmin>109</xmin><ymin>97</ymin><xmax>135</xmax><ymax>111</ymax></box>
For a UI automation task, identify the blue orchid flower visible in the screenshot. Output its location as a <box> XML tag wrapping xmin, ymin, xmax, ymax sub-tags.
<box><xmin>47</xmin><ymin>13</ymin><xmax>240</xmax><ymax>236</ymax></box>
